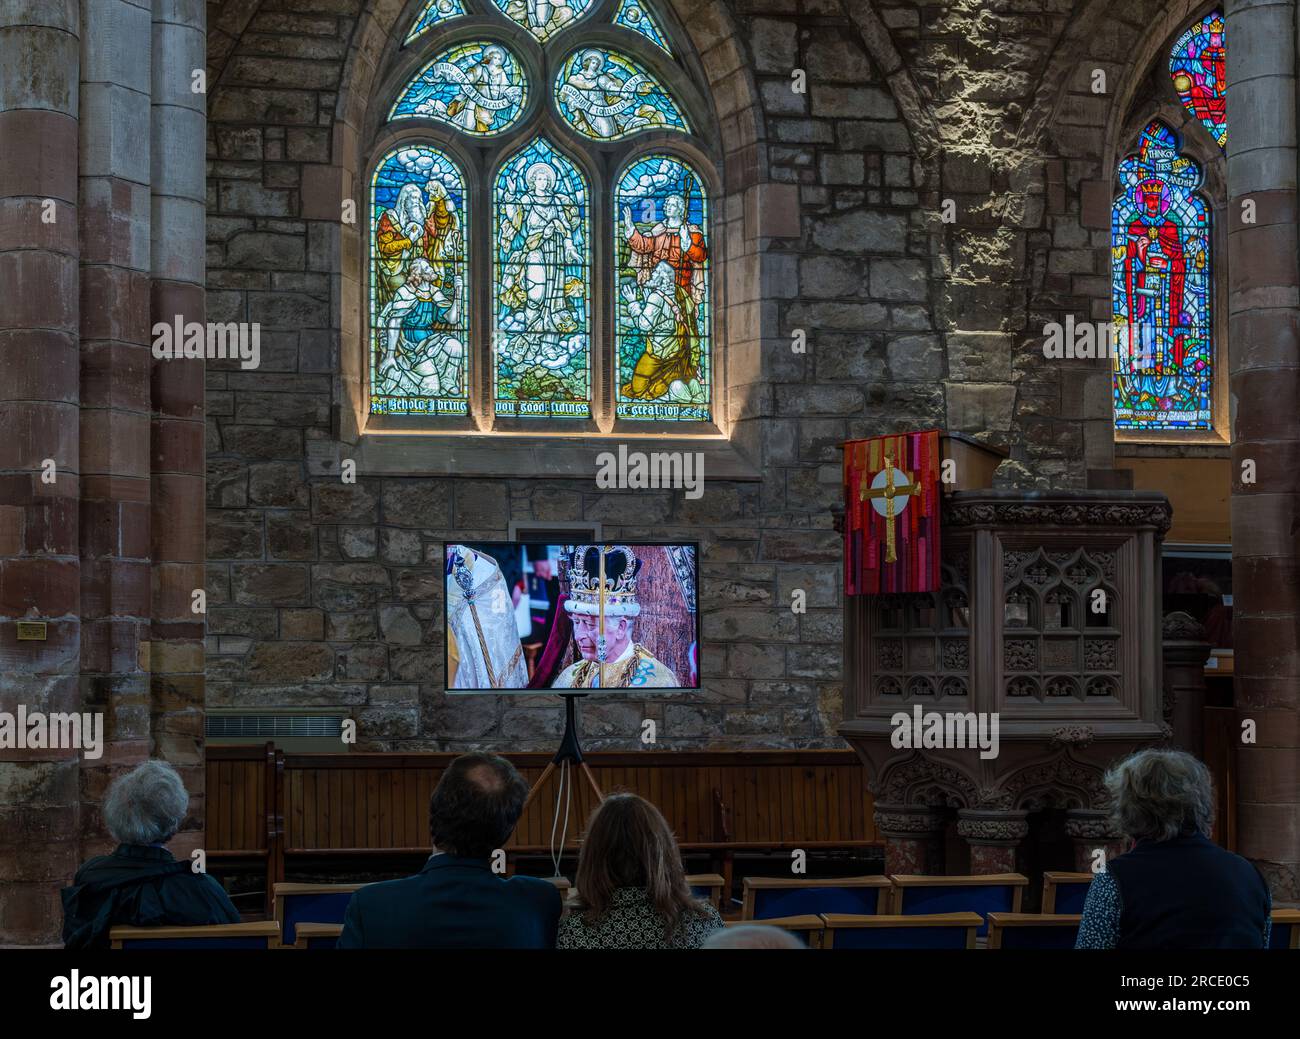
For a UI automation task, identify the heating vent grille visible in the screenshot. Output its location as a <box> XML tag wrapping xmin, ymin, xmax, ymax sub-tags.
<box><xmin>206</xmin><ymin>714</ymin><xmax>344</xmax><ymax>739</ymax></box>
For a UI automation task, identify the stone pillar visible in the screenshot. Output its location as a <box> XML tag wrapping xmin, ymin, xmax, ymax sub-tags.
<box><xmin>149</xmin><ymin>0</ymin><xmax>207</xmax><ymax>857</ymax></box>
<box><xmin>1162</xmin><ymin>612</ymin><xmax>1211</xmax><ymax>756</ymax></box>
<box><xmin>1065</xmin><ymin>809</ymin><xmax>1124</xmax><ymax>873</ymax></box>
<box><xmin>957</xmin><ymin>809</ymin><xmax>1028</xmax><ymax>875</ymax></box>
<box><xmin>0</xmin><ymin>0</ymin><xmax>82</xmax><ymax>946</ymax></box>
<box><xmin>78</xmin><ymin>0</ymin><xmax>156</xmax><ymax>853</ymax></box>
<box><xmin>874</xmin><ymin>804</ymin><xmax>948</xmax><ymax>875</ymax></box>
<box><xmin>1226</xmin><ymin>0</ymin><xmax>1300</xmax><ymax>903</ymax></box>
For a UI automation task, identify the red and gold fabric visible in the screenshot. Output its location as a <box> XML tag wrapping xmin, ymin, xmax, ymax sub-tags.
<box><xmin>843</xmin><ymin>430</ymin><xmax>942</xmax><ymax>595</ymax></box>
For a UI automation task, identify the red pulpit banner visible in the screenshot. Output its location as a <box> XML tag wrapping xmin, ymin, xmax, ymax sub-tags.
<box><xmin>843</xmin><ymin>430</ymin><xmax>942</xmax><ymax>595</ymax></box>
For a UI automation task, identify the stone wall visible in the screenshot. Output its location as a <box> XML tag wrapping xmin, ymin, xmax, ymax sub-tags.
<box><xmin>202</xmin><ymin>0</ymin><xmax>1191</xmax><ymax>752</ymax></box>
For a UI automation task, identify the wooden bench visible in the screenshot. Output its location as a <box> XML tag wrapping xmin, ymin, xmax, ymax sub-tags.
<box><xmin>821</xmin><ymin>912</ymin><xmax>983</xmax><ymax>950</ymax></box>
<box><xmin>110</xmin><ymin>921</ymin><xmax>282</xmax><ymax>950</ymax></box>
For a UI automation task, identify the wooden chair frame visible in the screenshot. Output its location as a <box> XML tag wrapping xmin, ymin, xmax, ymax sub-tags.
<box><xmin>289</xmin><ymin>922</ymin><xmax>345</xmax><ymax>949</ymax></box>
<box><xmin>109</xmin><ymin>921</ymin><xmax>282</xmax><ymax>949</ymax></box>
<box><xmin>272</xmin><ymin>882</ymin><xmax>368</xmax><ymax>949</ymax></box>
<box><xmin>986</xmin><ymin>912</ymin><xmax>1082</xmax><ymax>949</ymax></box>
<box><xmin>889</xmin><ymin>873</ymin><xmax>1028</xmax><ymax>915</ymax></box>
<box><xmin>741</xmin><ymin>875</ymin><xmax>892</xmax><ymax>921</ymax></box>
<box><xmin>1272</xmin><ymin>908</ymin><xmax>1300</xmax><ymax>949</ymax></box>
<box><xmin>1041</xmin><ymin>871</ymin><xmax>1093</xmax><ymax>914</ymax></box>
<box><xmin>820</xmin><ymin>912</ymin><xmax>984</xmax><ymax>950</ymax></box>
<box><xmin>721</xmin><ymin>915</ymin><xmax>826</xmax><ymax>948</ymax></box>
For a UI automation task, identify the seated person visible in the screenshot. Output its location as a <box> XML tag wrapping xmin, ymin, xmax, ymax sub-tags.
<box><xmin>557</xmin><ymin>793</ymin><xmax>723</xmax><ymax>949</ymax></box>
<box><xmin>704</xmin><ymin>925</ymin><xmax>805</xmax><ymax>950</ymax></box>
<box><xmin>552</xmin><ymin>545</ymin><xmax>678</xmax><ymax>689</ymax></box>
<box><xmin>1076</xmin><ymin>748</ymin><xmax>1272</xmax><ymax>949</ymax></box>
<box><xmin>62</xmin><ymin>760</ymin><xmax>240</xmax><ymax>949</ymax></box>
<box><xmin>339</xmin><ymin>753</ymin><xmax>560</xmax><ymax>948</ymax></box>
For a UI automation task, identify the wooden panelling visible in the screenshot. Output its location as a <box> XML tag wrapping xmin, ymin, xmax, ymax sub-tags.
<box><xmin>1116</xmin><ymin>457</ymin><xmax>1230</xmax><ymax>544</ymax></box>
<box><xmin>205</xmin><ymin>748</ymin><xmax>877</xmax><ymax>857</ymax></box>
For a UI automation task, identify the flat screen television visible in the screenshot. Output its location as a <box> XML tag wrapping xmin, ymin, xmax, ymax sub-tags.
<box><xmin>443</xmin><ymin>542</ymin><xmax>699</xmax><ymax>692</ymax></box>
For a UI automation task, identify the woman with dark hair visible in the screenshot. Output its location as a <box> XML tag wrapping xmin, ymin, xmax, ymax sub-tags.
<box><xmin>557</xmin><ymin>793</ymin><xmax>723</xmax><ymax>949</ymax></box>
<box><xmin>1076</xmin><ymin>748</ymin><xmax>1272</xmax><ymax>949</ymax></box>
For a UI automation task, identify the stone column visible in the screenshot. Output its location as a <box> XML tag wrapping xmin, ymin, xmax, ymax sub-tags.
<box><xmin>1162</xmin><ymin>612</ymin><xmax>1211</xmax><ymax>756</ymax></box>
<box><xmin>957</xmin><ymin>808</ymin><xmax>1028</xmax><ymax>875</ymax></box>
<box><xmin>149</xmin><ymin>0</ymin><xmax>207</xmax><ymax>857</ymax></box>
<box><xmin>0</xmin><ymin>0</ymin><xmax>82</xmax><ymax>946</ymax></box>
<box><xmin>1065</xmin><ymin>809</ymin><xmax>1124</xmax><ymax>873</ymax></box>
<box><xmin>1226</xmin><ymin>0</ymin><xmax>1300</xmax><ymax>903</ymax></box>
<box><xmin>874</xmin><ymin>804</ymin><xmax>948</xmax><ymax>875</ymax></box>
<box><xmin>78</xmin><ymin>0</ymin><xmax>156</xmax><ymax>851</ymax></box>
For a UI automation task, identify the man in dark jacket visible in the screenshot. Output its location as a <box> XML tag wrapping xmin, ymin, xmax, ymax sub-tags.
<box><xmin>339</xmin><ymin>752</ymin><xmax>561</xmax><ymax>948</ymax></box>
<box><xmin>62</xmin><ymin>760</ymin><xmax>240</xmax><ymax>949</ymax></box>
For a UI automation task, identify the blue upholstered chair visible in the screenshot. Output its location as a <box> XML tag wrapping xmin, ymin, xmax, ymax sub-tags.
<box><xmin>722</xmin><ymin>914</ymin><xmax>825</xmax><ymax>947</ymax></box>
<box><xmin>292</xmin><ymin>922</ymin><xmax>344</xmax><ymax>949</ymax></box>
<box><xmin>742</xmin><ymin>876</ymin><xmax>891</xmax><ymax>920</ymax></box>
<box><xmin>1042</xmin><ymin>871</ymin><xmax>1093</xmax><ymax>914</ymax></box>
<box><xmin>986</xmin><ymin>912</ymin><xmax>1082</xmax><ymax>949</ymax></box>
<box><xmin>273</xmin><ymin>882</ymin><xmax>368</xmax><ymax>948</ymax></box>
<box><xmin>109</xmin><ymin>921</ymin><xmax>282</xmax><ymax>949</ymax></box>
<box><xmin>1269</xmin><ymin>909</ymin><xmax>1300</xmax><ymax>949</ymax></box>
<box><xmin>890</xmin><ymin>873</ymin><xmax>1028</xmax><ymax>937</ymax></box>
<box><xmin>687</xmin><ymin>873</ymin><xmax>727</xmax><ymax>910</ymax></box>
<box><xmin>821</xmin><ymin>912</ymin><xmax>982</xmax><ymax>950</ymax></box>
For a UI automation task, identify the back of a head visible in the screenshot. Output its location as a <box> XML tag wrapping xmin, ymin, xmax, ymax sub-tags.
<box><xmin>704</xmin><ymin>925</ymin><xmax>805</xmax><ymax>950</ymax></box>
<box><xmin>574</xmin><ymin>793</ymin><xmax>698</xmax><ymax>932</ymax></box>
<box><xmin>428</xmin><ymin>753</ymin><xmax>529</xmax><ymax>858</ymax></box>
<box><xmin>1105</xmin><ymin>747</ymin><xmax>1214</xmax><ymax>842</ymax></box>
<box><xmin>103</xmin><ymin>760</ymin><xmax>189</xmax><ymax>846</ymax></box>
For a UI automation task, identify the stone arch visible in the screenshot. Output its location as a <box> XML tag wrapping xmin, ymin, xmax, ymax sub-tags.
<box><xmin>999</xmin><ymin>750</ymin><xmax>1109</xmax><ymax>813</ymax></box>
<box><xmin>876</xmin><ymin>751</ymin><xmax>979</xmax><ymax>809</ymax></box>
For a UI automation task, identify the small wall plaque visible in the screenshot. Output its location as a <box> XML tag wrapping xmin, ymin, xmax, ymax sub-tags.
<box><xmin>17</xmin><ymin>621</ymin><xmax>47</xmax><ymax>641</ymax></box>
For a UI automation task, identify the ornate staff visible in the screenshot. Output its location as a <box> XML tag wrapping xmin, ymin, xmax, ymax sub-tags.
<box><xmin>597</xmin><ymin>545</ymin><xmax>607</xmax><ymax>689</ymax></box>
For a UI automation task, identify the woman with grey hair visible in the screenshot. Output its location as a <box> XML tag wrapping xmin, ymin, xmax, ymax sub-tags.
<box><xmin>1076</xmin><ymin>748</ymin><xmax>1271</xmax><ymax>948</ymax></box>
<box><xmin>62</xmin><ymin>760</ymin><xmax>239</xmax><ymax>949</ymax></box>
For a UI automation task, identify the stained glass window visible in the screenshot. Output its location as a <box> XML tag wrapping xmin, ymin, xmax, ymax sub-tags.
<box><xmin>614</xmin><ymin>0</ymin><xmax>672</xmax><ymax>54</ymax></box>
<box><xmin>493</xmin><ymin>138</ymin><xmax>591</xmax><ymax>419</ymax></box>
<box><xmin>374</xmin><ymin>1</ymin><xmax>709</xmax><ymax>426</ymax></box>
<box><xmin>1170</xmin><ymin>11</ymin><xmax>1226</xmax><ymax>149</ymax></box>
<box><xmin>555</xmin><ymin>49</ymin><xmax>688</xmax><ymax>141</ymax></box>
<box><xmin>389</xmin><ymin>41</ymin><xmax>527</xmax><ymax>136</ymax></box>
<box><xmin>1111</xmin><ymin>122</ymin><xmax>1212</xmax><ymax>431</ymax></box>
<box><xmin>615</xmin><ymin>155</ymin><xmax>710</xmax><ymax>421</ymax></box>
<box><xmin>405</xmin><ymin>0</ymin><xmax>464</xmax><ymax>43</ymax></box>
<box><xmin>370</xmin><ymin>146</ymin><xmax>469</xmax><ymax>416</ymax></box>
<box><xmin>494</xmin><ymin>0</ymin><xmax>594</xmax><ymax>41</ymax></box>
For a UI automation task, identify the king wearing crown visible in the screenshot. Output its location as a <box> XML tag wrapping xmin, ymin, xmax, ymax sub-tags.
<box><xmin>552</xmin><ymin>545</ymin><xmax>679</xmax><ymax>689</ymax></box>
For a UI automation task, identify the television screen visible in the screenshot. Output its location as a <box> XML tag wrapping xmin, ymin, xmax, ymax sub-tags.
<box><xmin>444</xmin><ymin>542</ymin><xmax>699</xmax><ymax>691</ymax></box>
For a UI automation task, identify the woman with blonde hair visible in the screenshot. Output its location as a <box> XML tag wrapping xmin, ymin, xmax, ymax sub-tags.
<box><xmin>557</xmin><ymin>793</ymin><xmax>723</xmax><ymax>949</ymax></box>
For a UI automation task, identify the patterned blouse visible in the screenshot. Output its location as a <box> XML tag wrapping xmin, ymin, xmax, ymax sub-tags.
<box><xmin>556</xmin><ymin>887</ymin><xmax>724</xmax><ymax>949</ymax></box>
<box><xmin>1075</xmin><ymin>870</ymin><xmax>1272</xmax><ymax>949</ymax></box>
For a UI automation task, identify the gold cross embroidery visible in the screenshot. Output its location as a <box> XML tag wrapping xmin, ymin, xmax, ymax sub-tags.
<box><xmin>859</xmin><ymin>455</ymin><xmax>921</xmax><ymax>564</ymax></box>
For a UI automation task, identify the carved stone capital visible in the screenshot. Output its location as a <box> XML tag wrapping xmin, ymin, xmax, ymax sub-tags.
<box><xmin>1048</xmin><ymin>725</ymin><xmax>1095</xmax><ymax>748</ymax></box>
<box><xmin>956</xmin><ymin>808</ymin><xmax>1029</xmax><ymax>844</ymax></box>
<box><xmin>1162</xmin><ymin>610</ymin><xmax>1207</xmax><ymax>642</ymax></box>
<box><xmin>1064</xmin><ymin>809</ymin><xmax>1122</xmax><ymax>841</ymax></box>
<box><xmin>874</xmin><ymin>803</ymin><xmax>947</xmax><ymax>837</ymax></box>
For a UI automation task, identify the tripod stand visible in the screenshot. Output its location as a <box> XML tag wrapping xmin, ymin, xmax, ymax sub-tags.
<box><xmin>522</xmin><ymin>693</ymin><xmax>604</xmax><ymax>812</ymax></box>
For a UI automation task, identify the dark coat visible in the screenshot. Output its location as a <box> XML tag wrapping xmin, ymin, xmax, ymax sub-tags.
<box><xmin>337</xmin><ymin>854</ymin><xmax>562</xmax><ymax>949</ymax></box>
<box><xmin>61</xmin><ymin>844</ymin><xmax>241</xmax><ymax>950</ymax></box>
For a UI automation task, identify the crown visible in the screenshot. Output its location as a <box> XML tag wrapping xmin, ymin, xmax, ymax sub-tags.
<box><xmin>563</xmin><ymin>545</ymin><xmax>641</xmax><ymax>617</ymax></box>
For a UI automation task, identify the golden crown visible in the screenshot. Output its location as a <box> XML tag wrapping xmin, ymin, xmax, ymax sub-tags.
<box><xmin>563</xmin><ymin>545</ymin><xmax>641</xmax><ymax>617</ymax></box>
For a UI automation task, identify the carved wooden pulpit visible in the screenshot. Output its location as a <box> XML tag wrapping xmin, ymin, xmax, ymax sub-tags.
<box><xmin>839</xmin><ymin>485</ymin><xmax>1173</xmax><ymax>880</ymax></box>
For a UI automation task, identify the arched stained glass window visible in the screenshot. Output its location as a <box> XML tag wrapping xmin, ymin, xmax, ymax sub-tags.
<box><xmin>614</xmin><ymin>0</ymin><xmax>672</xmax><ymax>54</ymax></box>
<box><xmin>615</xmin><ymin>155</ymin><xmax>710</xmax><ymax>420</ymax></box>
<box><xmin>370</xmin><ymin>1</ymin><xmax>712</xmax><ymax>427</ymax></box>
<box><xmin>389</xmin><ymin>41</ymin><xmax>528</xmax><ymax>135</ymax></box>
<box><xmin>494</xmin><ymin>0</ymin><xmax>594</xmax><ymax>41</ymax></box>
<box><xmin>406</xmin><ymin>0</ymin><xmax>465</xmax><ymax>43</ymax></box>
<box><xmin>494</xmin><ymin>137</ymin><xmax>591</xmax><ymax>418</ymax></box>
<box><xmin>370</xmin><ymin>146</ymin><xmax>469</xmax><ymax>416</ymax></box>
<box><xmin>555</xmin><ymin>49</ymin><xmax>688</xmax><ymax>141</ymax></box>
<box><xmin>1111</xmin><ymin>122</ymin><xmax>1212</xmax><ymax>431</ymax></box>
<box><xmin>1170</xmin><ymin>10</ymin><xmax>1226</xmax><ymax>149</ymax></box>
